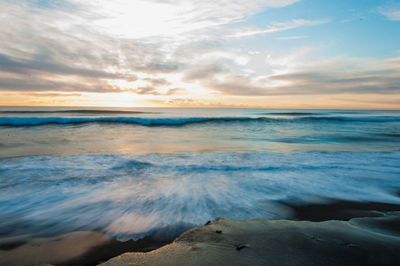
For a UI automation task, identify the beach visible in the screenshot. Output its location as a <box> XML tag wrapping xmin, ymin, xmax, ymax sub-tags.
<box><xmin>101</xmin><ymin>213</ymin><xmax>400</xmax><ymax>266</ymax></box>
<box><xmin>1</xmin><ymin>107</ymin><xmax>400</xmax><ymax>265</ymax></box>
<box><xmin>1</xmin><ymin>200</ymin><xmax>399</xmax><ymax>265</ymax></box>
<box><xmin>2</xmin><ymin>0</ymin><xmax>400</xmax><ymax>264</ymax></box>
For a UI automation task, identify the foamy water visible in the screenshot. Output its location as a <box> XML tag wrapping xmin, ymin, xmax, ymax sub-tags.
<box><xmin>0</xmin><ymin>107</ymin><xmax>399</xmax><ymax>240</ymax></box>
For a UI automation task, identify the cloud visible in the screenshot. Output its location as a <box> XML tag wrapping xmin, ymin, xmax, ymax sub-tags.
<box><xmin>378</xmin><ymin>6</ymin><xmax>400</xmax><ymax>21</ymax></box>
<box><xmin>0</xmin><ymin>0</ymin><xmax>303</xmax><ymax>97</ymax></box>
<box><xmin>267</xmin><ymin>69</ymin><xmax>400</xmax><ymax>95</ymax></box>
<box><xmin>0</xmin><ymin>53</ymin><xmax>137</xmax><ymax>81</ymax></box>
<box><xmin>276</xmin><ymin>35</ymin><xmax>307</xmax><ymax>40</ymax></box>
<box><xmin>184</xmin><ymin>63</ymin><xmax>228</xmax><ymax>81</ymax></box>
<box><xmin>187</xmin><ymin>57</ymin><xmax>400</xmax><ymax>96</ymax></box>
<box><xmin>0</xmin><ymin>76</ymin><xmax>123</xmax><ymax>93</ymax></box>
<box><xmin>143</xmin><ymin>78</ymin><xmax>171</xmax><ymax>86</ymax></box>
<box><xmin>132</xmin><ymin>86</ymin><xmax>185</xmax><ymax>95</ymax></box>
<box><xmin>75</xmin><ymin>0</ymin><xmax>301</xmax><ymax>39</ymax></box>
<box><xmin>225</xmin><ymin>19</ymin><xmax>329</xmax><ymax>38</ymax></box>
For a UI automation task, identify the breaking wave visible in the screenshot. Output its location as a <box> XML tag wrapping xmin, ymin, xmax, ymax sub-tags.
<box><xmin>0</xmin><ymin>115</ymin><xmax>400</xmax><ymax>127</ymax></box>
<box><xmin>1</xmin><ymin>151</ymin><xmax>399</xmax><ymax>240</ymax></box>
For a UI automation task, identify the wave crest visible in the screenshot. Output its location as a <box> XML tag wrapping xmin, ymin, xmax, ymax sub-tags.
<box><xmin>0</xmin><ymin>115</ymin><xmax>399</xmax><ymax>127</ymax></box>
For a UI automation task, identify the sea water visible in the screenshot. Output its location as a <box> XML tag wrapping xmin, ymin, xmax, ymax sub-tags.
<box><xmin>0</xmin><ymin>107</ymin><xmax>399</xmax><ymax>240</ymax></box>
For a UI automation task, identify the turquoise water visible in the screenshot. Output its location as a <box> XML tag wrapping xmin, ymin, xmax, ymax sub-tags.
<box><xmin>0</xmin><ymin>107</ymin><xmax>400</xmax><ymax>240</ymax></box>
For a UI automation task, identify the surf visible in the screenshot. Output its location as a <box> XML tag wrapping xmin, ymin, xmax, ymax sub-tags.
<box><xmin>1</xmin><ymin>115</ymin><xmax>400</xmax><ymax>127</ymax></box>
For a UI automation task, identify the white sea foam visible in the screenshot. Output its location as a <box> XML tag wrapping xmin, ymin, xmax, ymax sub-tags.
<box><xmin>0</xmin><ymin>151</ymin><xmax>399</xmax><ymax>239</ymax></box>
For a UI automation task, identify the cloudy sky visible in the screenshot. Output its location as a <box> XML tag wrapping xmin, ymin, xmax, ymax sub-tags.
<box><xmin>0</xmin><ymin>0</ymin><xmax>399</xmax><ymax>108</ymax></box>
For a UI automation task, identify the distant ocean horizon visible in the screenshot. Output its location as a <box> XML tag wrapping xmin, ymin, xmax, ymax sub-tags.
<box><xmin>1</xmin><ymin>107</ymin><xmax>399</xmax><ymax>241</ymax></box>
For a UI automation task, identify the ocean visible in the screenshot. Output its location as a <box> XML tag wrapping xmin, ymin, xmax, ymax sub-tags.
<box><xmin>1</xmin><ymin>107</ymin><xmax>400</xmax><ymax>241</ymax></box>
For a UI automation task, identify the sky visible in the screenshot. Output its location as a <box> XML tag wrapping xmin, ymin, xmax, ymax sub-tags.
<box><xmin>0</xmin><ymin>0</ymin><xmax>399</xmax><ymax>109</ymax></box>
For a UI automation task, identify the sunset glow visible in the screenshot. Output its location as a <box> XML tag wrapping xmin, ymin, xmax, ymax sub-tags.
<box><xmin>1</xmin><ymin>0</ymin><xmax>399</xmax><ymax>108</ymax></box>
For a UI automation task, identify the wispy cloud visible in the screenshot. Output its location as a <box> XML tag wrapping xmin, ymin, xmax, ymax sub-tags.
<box><xmin>185</xmin><ymin>56</ymin><xmax>400</xmax><ymax>96</ymax></box>
<box><xmin>132</xmin><ymin>86</ymin><xmax>185</xmax><ymax>96</ymax></box>
<box><xmin>378</xmin><ymin>6</ymin><xmax>400</xmax><ymax>21</ymax></box>
<box><xmin>0</xmin><ymin>53</ymin><xmax>137</xmax><ymax>81</ymax></box>
<box><xmin>225</xmin><ymin>19</ymin><xmax>329</xmax><ymax>38</ymax></box>
<box><xmin>69</xmin><ymin>0</ymin><xmax>301</xmax><ymax>39</ymax></box>
<box><xmin>0</xmin><ymin>0</ymin><xmax>301</xmax><ymax>97</ymax></box>
<box><xmin>276</xmin><ymin>35</ymin><xmax>307</xmax><ymax>40</ymax></box>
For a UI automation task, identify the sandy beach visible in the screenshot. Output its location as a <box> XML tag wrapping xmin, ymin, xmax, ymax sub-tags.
<box><xmin>100</xmin><ymin>200</ymin><xmax>400</xmax><ymax>266</ymax></box>
<box><xmin>101</xmin><ymin>214</ymin><xmax>400</xmax><ymax>266</ymax></box>
<box><xmin>1</xmin><ymin>200</ymin><xmax>399</xmax><ymax>266</ymax></box>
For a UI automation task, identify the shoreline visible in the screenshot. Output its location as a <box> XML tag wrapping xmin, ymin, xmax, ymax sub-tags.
<box><xmin>101</xmin><ymin>212</ymin><xmax>400</xmax><ymax>266</ymax></box>
<box><xmin>1</xmin><ymin>200</ymin><xmax>399</xmax><ymax>266</ymax></box>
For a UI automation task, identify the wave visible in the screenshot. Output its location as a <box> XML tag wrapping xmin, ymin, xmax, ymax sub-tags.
<box><xmin>0</xmin><ymin>116</ymin><xmax>267</xmax><ymax>126</ymax></box>
<box><xmin>1</xmin><ymin>151</ymin><xmax>399</xmax><ymax>240</ymax></box>
<box><xmin>379</xmin><ymin>133</ymin><xmax>400</xmax><ymax>138</ymax></box>
<box><xmin>1</xmin><ymin>115</ymin><xmax>400</xmax><ymax>127</ymax></box>
<box><xmin>305</xmin><ymin>116</ymin><xmax>400</xmax><ymax>123</ymax></box>
<box><xmin>260</xmin><ymin>112</ymin><xmax>319</xmax><ymax>116</ymax></box>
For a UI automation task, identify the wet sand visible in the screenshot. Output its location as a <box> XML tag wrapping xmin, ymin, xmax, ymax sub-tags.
<box><xmin>0</xmin><ymin>232</ymin><xmax>167</xmax><ymax>266</ymax></box>
<box><xmin>289</xmin><ymin>200</ymin><xmax>400</xmax><ymax>221</ymax></box>
<box><xmin>1</xmin><ymin>200</ymin><xmax>399</xmax><ymax>266</ymax></box>
<box><xmin>101</xmin><ymin>213</ymin><xmax>400</xmax><ymax>266</ymax></box>
<box><xmin>0</xmin><ymin>231</ymin><xmax>109</xmax><ymax>266</ymax></box>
